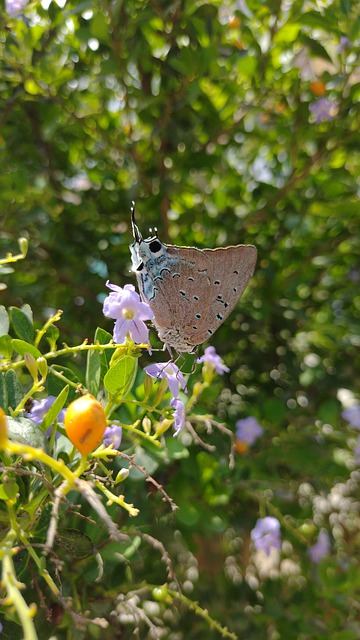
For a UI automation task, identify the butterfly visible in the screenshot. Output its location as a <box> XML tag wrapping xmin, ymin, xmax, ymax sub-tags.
<box><xmin>129</xmin><ymin>202</ymin><xmax>257</xmax><ymax>353</ymax></box>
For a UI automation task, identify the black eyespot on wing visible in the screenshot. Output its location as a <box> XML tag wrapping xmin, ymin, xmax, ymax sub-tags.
<box><xmin>207</xmin><ymin>329</ymin><xmax>213</xmax><ymax>335</ymax></box>
<box><xmin>136</xmin><ymin>262</ymin><xmax>144</xmax><ymax>272</ymax></box>
<box><xmin>214</xmin><ymin>280</ymin><xmax>220</xmax><ymax>285</ymax></box>
<box><xmin>179</xmin><ymin>290</ymin><xmax>186</xmax><ymax>297</ymax></box>
<box><xmin>193</xmin><ymin>295</ymin><xmax>199</xmax><ymax>301</ymax></box>
<box><xmin>149</xmin><ymin>240</ymin><xmax>162</xmax><ymax>253</ymax></box>
<box><xmin>217</xmin><ymin>314</ymin><xmax>223</xmax><ymax>321</ymax></box>
<box><xmin>195</xmin><ymin>313</ymin><xmax>201</xmax><ymax>319</ymax></box>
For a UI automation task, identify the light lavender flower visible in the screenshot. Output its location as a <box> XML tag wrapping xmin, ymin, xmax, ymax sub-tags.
<box><xmin>170</xmin><ymin>397</ymin><xmax>186</xmax><ymax>436</ymax></box>
<box><xmin>196</xmin><ymin>346</ymin><xmax>230</xmax><ymax>375</ymax></box>
<box><xmin>342</xmin><ymin>405</ymin><xmax>360</xmax><ymax>430</ymax></box>
<box><xmin>251</xmin><ymin>517</ymin><xmax>281</xmax><ymax>555</ymax></box>
<box><xmin>308</xmin><ymin>530</ymin><xmax>330</xmax><ymax>563</ymax></box>
<box><xmin>103</xmin><ymin>425</ymin><xmax>122</xmax><ymax>449</ymax></box>
<box><xmin>236</xmin><ymin>416</ymin><xmax>264</xmax><ymax>446</ymax></box>
<box><xmin>24</xmin><ymin>396</ymin><xmax>65</xmax><ymax>437</ymax></box>
<box><xmin>103</xmin><ymin>282</ymin><xmax>154</xmax><ymax>345</ymax></box>
<box><xmin>309</xmin><ymin>98</ymin><xmax>336</xmax><ymax>123</ymax></box>
<box><xmin>144</xmin><ymin>362</ymin><xmax>187</xmax><ymax>398</ymax></box>
<box><xmin>6</xmin><ymin>0</ymin><xmax>27</xmax><ymax>17</ymax></box>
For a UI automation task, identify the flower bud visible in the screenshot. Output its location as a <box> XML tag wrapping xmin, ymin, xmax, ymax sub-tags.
<box><xmin>37</xmin><ymin>357</ymin><xmax>48</xmax><ymax>378</ymax></box>
<box><xmin>115</xmin><ymin>468</ymin><xmax>129</xmax><ymax>483</ymax></box>
<box><xmin>24</xmin><ymin>352</ymin><xmax>38</xmax><ymax>380</ymax></box>
<box><xmin>142</xmin><ymin>416</ymin><xmax>151</xmax><ymax>435</ymax></box>
<box><xmin>18</xmin><ymin>237</ymin><xmax>28</xmax><ymax>257</ymax></box>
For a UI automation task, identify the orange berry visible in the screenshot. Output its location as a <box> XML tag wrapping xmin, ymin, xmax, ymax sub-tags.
<box><xmin>228</xmin><ymin>16</ymin><xmax>241</xmax><ymax>29</ymax></box>
<box><xmin>309</xmin><ymin>81</ymin><xmax>326</xmax><ymax>96</ymax></box>
<box><xmin>235</xmin><ymin>440</ymin><xmax>249</xmax><ymax>455</ymax></box>
<box><xmin>64</xmin><ymin>394</ymin><xmax>107</xmax><ymax>455</ymax></box>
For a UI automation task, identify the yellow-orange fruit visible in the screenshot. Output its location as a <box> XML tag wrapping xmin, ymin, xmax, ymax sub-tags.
<box><xmin>235</xmin><ymin>440</ymin><xmax>249</xmax><ymax>455</ymax></box>
<box><xmin>64</xmin><ymin>394</ymin><xmax>107</xmax><ymax>455</ymax></box>
<box><xmin>309</xmin><ymin>81</ymin><xmax>326</xmax><ymax>96</ymax></box>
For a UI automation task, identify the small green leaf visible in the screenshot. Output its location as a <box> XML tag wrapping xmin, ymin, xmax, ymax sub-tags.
<box><xmin>57</xmin><ymin>528</ymin><xmax>94</xmax><ymax>558</ymax></box>
<box><xmin>46</xmin><ymin>325</ymin><xmax>59</xmax><ymax>351</ymax></box>
<box><xmin>94</xmin><ymin>327</ymin><xmax>115</xmax><ymax>384</ymax></box>
<box><xmin>0</xmin><ymin>335</ymin><xmax>13</xmax><ymax>359</ymax></box>
<box><xmin>3</xmin><ymin>480</ymin><xmax>19</xmax><ymax>501</ymax></box>
<box><xmin>12</xmin><ymin>339</ymin><xmax>41</xmax><ymax>359</ymax></box>
<box><xmin>104</xmin><ymin>355</ymin><xmax>137</xmax><ymax>399</ymax></box>
<box><xmin>7</xmin><ymin>416</ymin><xmax>50</xmax><ymax>453</ymax></box>
<box><xmin>86</xmin><ymin>349</ymin><xmax>101</xmax><ymax>397</ymax></box>
<box><xmin>0</xmin><ymin>306</ymin><xmax>10</xmax><ymax>336</ymax></box>
<box><xmin>40</xmin><ymin>386</ymin><xmax>69</xmax><ymax>433</ymax></box>
<box><xmin>10</xmin><ymin>307</ymin><xmax>35</xmax><ymax>343</ymax></box>
<box><xmin>5</xmin><ymin>370</ymin><xmax>23</xmax><ymax>410</ymax></box>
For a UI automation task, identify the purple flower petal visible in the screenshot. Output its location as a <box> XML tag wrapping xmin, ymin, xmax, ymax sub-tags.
<box><xmin>144</xmin><ymin>362</ymin><xmax>186</xmax><ymax>398</ymax></box>
<box><xmin>103</xmin><ymin>425</ymin><xmax>122</xmax><ymax>449</ymax></box>
<box><xmin>171</xmin><ymin>397</ymin><xmax>186</xmax><ymax>436</ymax></box>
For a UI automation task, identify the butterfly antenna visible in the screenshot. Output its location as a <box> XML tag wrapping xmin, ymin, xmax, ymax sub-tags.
<box><xmin>131</xmin><ymin>200</ymin><xmax>142</xmax><ymax>243</ymax></box>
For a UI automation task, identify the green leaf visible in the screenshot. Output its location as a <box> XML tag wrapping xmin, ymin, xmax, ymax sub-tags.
<box><xmin>104</xmin><ymin>355</ymin><xmax>137</xmax><ymax>400</ymax></box>
<box><xmin>40</xmin><ymin>386</ymin><xmax>69</xmax><ymax>433</ymax></box>
<box><xmin>57</xmin><ymin>528</ymin><xmax>94</xmax><ymax>558</ymax></box>
<box><xmin>0</xmin><ymin>306</ymin><xmax>9</xmax><ymax>336</ymax></box>
<box><xmin>10</xmin><ymin>307</ymin><xmax>35</xmax><ymax>343</ymax></box>
<box><xmin>5</xmin><ymin>370</ymin><xmax>23</xmax><ymax>410</ymax></box>
<box><xmin>340</xmin><ymin>0</ymin><xmax>351</xmax><ymax>16</ymax></box>
<box><xmin>7</xmin><ymin>416</ymin><xmax>50</xmax><ymax>453</ymax></box>
<box><xmin>300</xmin><ymin>34</ymin><xmax>333</xmax><ymax>63</ymax></box>
<box><xmin>46</xmin><ymin>365</ymin><xmax>80</xmax><ymax>403</ymax></box>
<box><xmin>95</xmin><ymin>327</ymin><xmax>115</xmax><ymax>377</ymax></box>
<box><xmin>86</xmin><ymin>349</ymin><xmax>101</xmax><ymax>397</ymax></box>
<box><xmin>0</xmin><ymin>373</ymin><xmax>7</xmax><ymax>412</ymax></box>
<box><xmin>12</xmin><ymin>339</ymin><xmax>41</xmax><ymax>359</ymax></box>
<box><xmin>0</xmin><ymin>335</ymin><xmax>13</xmax><ymax>359</ymax></box>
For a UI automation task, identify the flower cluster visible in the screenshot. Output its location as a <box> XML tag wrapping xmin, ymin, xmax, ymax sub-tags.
<box><xmin>251</xmin><ymin>517</ymin><xmax>281</xmax><ymax>555</ymax></box>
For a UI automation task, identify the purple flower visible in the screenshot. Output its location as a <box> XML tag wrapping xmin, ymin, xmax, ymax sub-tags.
<box><xmin>103</xmin><ymin>282</ymin><xmax>154</xmax><ymax>345</ymax></box>
<box><xmin>196</xmin><ymin>346</ymin><xmax>230</xmax><ymax>375</ymax></box>
<box><xmin>25</xmin><ymin>396</ymin><xmax>65</xmax><ymax>436</ymax></box>
<box><xmin>309</xmin><ymin>98</ymin><xmax>336</xmax><ymax>123</ymax></box>
<box><xmin>308</xmin><ymin>530</ymin><xmax>330</xmax><ymax>564</ymax></box>
<box><xmin>170</xmin><ymin>397</ymin><xmax>186</xmax><ymax>436</ymax></box>
<box><xmin>144</xmin><ymin>362</ymin><xmax>187</xmax><ymax>398</ymax></box>
<box><xmin>6</xmin><ymin>0</ymin><xmax>27</xmax><ymax>17</ymax></box>
<box><xmin>337</xmin><ymin>36</ymin><xmax>350</xmax><ymax>52</ymax></box>
<box><xmin>236</xmin><ymin>417</ymin><xmax>264</xmax><ymax>446</ymax></box>
<box><xmin>342</xmin><ymin>405</ymin><xmax>360</xmax><ymax>430</ymax></box>
<box><xmin>251</xmin><ymin>517</ymin><xmax>281</xmax><ymax>555</ymax></box>
<box><xmin>103</xmin><ymin>425</ymin><xmax>122</xmax><ymax>449</ymax></box>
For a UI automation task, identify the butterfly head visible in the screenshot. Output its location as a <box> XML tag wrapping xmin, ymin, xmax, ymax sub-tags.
<box><xmin>130</xmin><ymin>201</ymin><xmax>168</xmax><ymax>274</ymax></box>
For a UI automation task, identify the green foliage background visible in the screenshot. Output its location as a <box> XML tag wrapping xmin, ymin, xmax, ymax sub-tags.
<box><xmin>1</xmin><ymin>0</ymin><xmax>360</xmax><ymax>638</ymax></box>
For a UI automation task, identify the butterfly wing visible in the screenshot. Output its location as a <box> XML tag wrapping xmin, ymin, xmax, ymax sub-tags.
<box><xmin>143</xmin><ymin>244</ymin><xmax>257</xmax><ymax>349</ymax></box>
